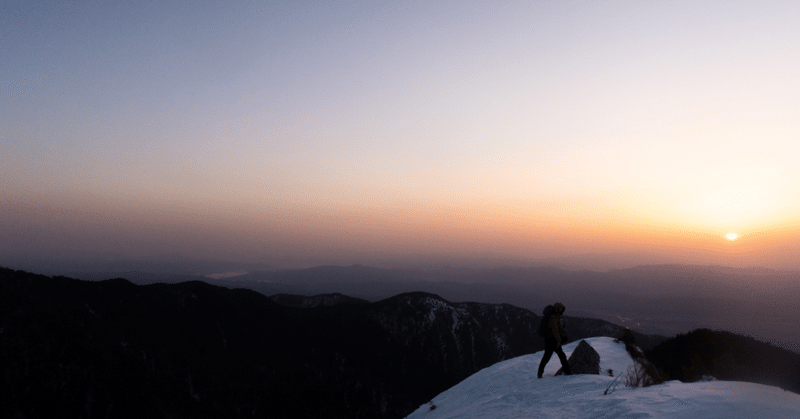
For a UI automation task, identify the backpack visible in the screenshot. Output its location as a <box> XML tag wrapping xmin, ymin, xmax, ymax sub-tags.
<box><xmin>537</xmin><ymin>305</ymin><xmax>555</xmax><ymax>337</ymax></box>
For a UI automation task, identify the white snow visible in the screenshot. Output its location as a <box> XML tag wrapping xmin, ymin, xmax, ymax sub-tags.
<box><xmin>405</xmin><ymin>337</ymin><xmax>800</xmax><ymax>419</ymax></box>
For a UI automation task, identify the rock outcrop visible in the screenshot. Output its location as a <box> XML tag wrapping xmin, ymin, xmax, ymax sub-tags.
<box><xmin>557</xmin><ymin>339</ymin><xmax>600</xmax><ymax>375</ymax></box>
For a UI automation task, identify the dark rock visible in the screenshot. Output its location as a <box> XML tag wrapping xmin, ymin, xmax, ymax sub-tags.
<box><xmin>557</xmin><ymin>339</ymin><xmax>600</xmax><ymax>376</ymax></box>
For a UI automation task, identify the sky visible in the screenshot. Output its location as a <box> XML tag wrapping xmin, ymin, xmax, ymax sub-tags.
<box><xmin>404</xmin><ymin>337</ymin><xmax>800</xmax><ymax>418</ymax></box>
<box><xmin>2</xmin><ymin>0</ymin><xmax>800</xmax><ymax>271</ymax></box>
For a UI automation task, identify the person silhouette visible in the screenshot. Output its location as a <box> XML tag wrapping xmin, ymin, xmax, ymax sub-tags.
<box><xmin>538</xmin><ymin>302</ymin><xmax>572</xmax><ymax>378</ymax></box>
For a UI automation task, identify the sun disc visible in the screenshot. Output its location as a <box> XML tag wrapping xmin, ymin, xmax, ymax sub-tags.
<box><xmin>726</xmin><ymin>233</ymin><xmax>738</xmax><ymax>241</ymax></box>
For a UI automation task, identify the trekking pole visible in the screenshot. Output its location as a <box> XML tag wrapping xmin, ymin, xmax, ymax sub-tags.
<box><xmin>604</xmin><ymin>372</ymin><xmax>623</xmax><ymax>395</ymax></box>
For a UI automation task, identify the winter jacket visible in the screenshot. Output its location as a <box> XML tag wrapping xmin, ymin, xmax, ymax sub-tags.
<box><xmin>548</xmin><ymin>302</ymin><xmax>566</xmax><ymax>344</ymax></box>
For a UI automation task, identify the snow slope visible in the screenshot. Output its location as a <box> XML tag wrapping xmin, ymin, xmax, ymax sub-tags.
<box><xmin>405</xmin><ymin>337</ymin><xmax>800</xmax><ymax>418</ymax></box>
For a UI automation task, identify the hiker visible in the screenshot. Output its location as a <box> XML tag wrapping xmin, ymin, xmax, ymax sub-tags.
<box><xmin>537</xmin><ymin>302</ymin><xmax>572</xmax><ymax>378</ymax></box>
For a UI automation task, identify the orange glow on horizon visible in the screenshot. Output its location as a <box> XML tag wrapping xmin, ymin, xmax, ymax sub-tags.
<box><xmin>4</xmin><ymin>188</ymin><xmax>800</xmax><ymax>270</ymax></box>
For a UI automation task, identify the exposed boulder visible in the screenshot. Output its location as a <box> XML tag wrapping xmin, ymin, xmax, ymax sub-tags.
<box><xmin>557</xmin><ymin>339</ymin><xmax>600</xmax><ymax>376</ymax></box>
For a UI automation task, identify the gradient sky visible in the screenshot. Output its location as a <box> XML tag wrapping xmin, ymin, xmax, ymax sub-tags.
<box><xmin>3</xmin><ymin>0</ymin><xmax>800</xmax><ymax>271</ymax></box>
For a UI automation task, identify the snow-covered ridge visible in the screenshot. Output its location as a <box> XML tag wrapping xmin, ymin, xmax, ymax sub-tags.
<box><xmin>406</xmin><ymin>337</ymin><xmax>800</xmax><ymax>419</ymax></box>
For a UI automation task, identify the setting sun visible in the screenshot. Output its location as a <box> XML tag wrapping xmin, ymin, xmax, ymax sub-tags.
<box><xmin>726</xmin><ymin>233</ymin><xmax>739</xmax><ymax>241</ymax></box>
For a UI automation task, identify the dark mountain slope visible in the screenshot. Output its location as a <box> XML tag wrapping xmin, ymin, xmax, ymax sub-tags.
<box><xmin>646</xmin><ymin>328</ymin><xmax>800</xmax><ymax>394</ymax></box>
<box><xmin>267</xmin><ymin>292</ymin><xmax>369</xmax><ymax>307</ymax></box>
<box><xmin>0</xmin><ymin>268</ymin><xmax>339</xmax><ymax>418</ymax></box>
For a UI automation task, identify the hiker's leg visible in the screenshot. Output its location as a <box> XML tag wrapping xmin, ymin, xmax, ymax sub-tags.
<box><xmin>538</xmin><ymin>349</ymin><xmax>553</xmax><ymax>378</ymax></box>
<box><xmin>554</xmin><ymin>345</ymin><xmax>571</xmax><ymax>375</ymax></box>
<box><xmin>538</xmin><ymin>339</ymin><xmax>556</xmax><ymax>378</ymax></box>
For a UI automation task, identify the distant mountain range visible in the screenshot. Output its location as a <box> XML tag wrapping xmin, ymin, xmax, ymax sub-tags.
<box><xmin>46</xmin><ymin>262</ymin><xmax>800</xmax><ymax>354</ymax></box>
<box><xmin>175</xmin><ymin>263</ymin><xmax>799</xmax><ymax>353</ymax></box>
<box><xmin>2</xmin><ymin>251</ymin><xmax>698</xmax><ymax>278</ymax></box>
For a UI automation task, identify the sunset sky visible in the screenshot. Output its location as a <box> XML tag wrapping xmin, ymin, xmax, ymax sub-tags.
<box><xmin>3</xmin><ymin>1</ymin><xmax>800</xmax><ymax>271</ymax></box>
